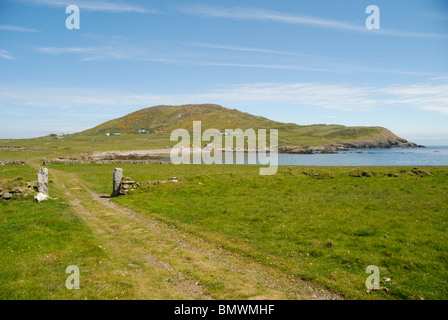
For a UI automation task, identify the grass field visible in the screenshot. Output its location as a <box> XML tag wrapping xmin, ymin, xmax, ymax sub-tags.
<box><xmin>0</xmin><ymin>165</ymin><xmax>143</xmax><ymax>299</ymax></box>
<box><xmin>35</xmin><ymin>163</ymin><xmax>447</xmax><ymax>300</ymax></box>
<box><xmin>0</xmin><ymin>133</ymin><xmax>174</xmax><ymax>163</ymax></box>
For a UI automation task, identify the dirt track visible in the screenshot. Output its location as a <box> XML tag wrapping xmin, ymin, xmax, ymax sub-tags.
<box><xmin>49</xmin><ymin>168</ymin><xmax>340</xmax><ymax>299</ymax></box>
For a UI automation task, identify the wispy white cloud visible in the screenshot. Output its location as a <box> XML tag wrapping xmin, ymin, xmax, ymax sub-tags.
<box><xmin>186</xmin><ymin>61</ymin><xmax>346</xmax><ymax>73</ymax></box>
<box><xmin>217</xmin><ymin>82</ymin><xmax>448</xmax><ymax>114</ymax></box>
<box><xmin>19</xmin><ymin>0</ymin><xmax>154</xmax><ymax>13</ymax></box>
<box><xmin>176</xmin><ymin>5</ymin><xmax>364</xmax><ymax>31</ymax></box>
<box><xmin>377</xmin><ymin>83</ymin><xmax>448</xmax><ymax>114</ymax></box>
<box><xmin>375</xmin><ymin>29</ymin><xmax>448</xmax><ymax>39</ymax></box>
<box><xmin>34</xmin><ymin>42</ymin><xmax>434</xmax><ymax>77</ymax></box>
<box><xmin>34</xmin><ymin>44</ymin><xmax>346</xmax><ymax>72</ymax></box>
<box><xmin>186</xmin><ymin>42</ymin><xmax>307</xmax><ymax>57</ymax></box>
<box><xmin>184</xmin><ymin>42</ymin><xmax>434</xmax><ymax>77</ymax></box>
<box><xmin>430</xmin><ymin>75</ymin><xmax>448</xmax><ymax>81</ymax></box>
<box><xmin>424</xmin><ymin>13</ymin><xmax>448</xmax><ymax>21</ymax></box>
<box><xmin>2</xmin><ymin>81</ymin><xmax>448</xmax><ymax>115</ymax></box>
<box><xmin>0</xmin><ymin>24</ymin><xmax>41</xmax><ymax>32</ymax></box>
<box><xmin>35</xmin><ymin>44</ymin><xmax>147</xmax><ymax>61</ymax></box>
<box><xmin>35</xmin><ymin>46</ymin><xmax>106</xmax><ymax>54</ymax></box>
<box><xmin>200</xmin><ymin>83</ymin><xmax>378</xmax><ymax>112</ymax></box>
<box><xmin>185</xmin><ymin>42</ymin><xmax>357</xmax><ymax>62</ymax></box>
<box><xmin>175</xmin><ymin>5</ymin><xmax>448</xmax><ymax>39</ymax></box>
<box><xmin>0</xmin><ymin>49</ymin><xmax>14</xmax><ymax>60</ymax></box>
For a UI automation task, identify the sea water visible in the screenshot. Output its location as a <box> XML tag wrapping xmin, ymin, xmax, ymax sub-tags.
<box><xmin>224</xmin><ymin>146</ymin><xmax>448</xmax><ymax>166</ymax></box>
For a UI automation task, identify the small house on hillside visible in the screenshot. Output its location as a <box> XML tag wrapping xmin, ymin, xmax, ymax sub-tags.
<box><xmin>138</xmin><ymin>129</ymin><xmax>156</xmax><ymax>134</ymax></box>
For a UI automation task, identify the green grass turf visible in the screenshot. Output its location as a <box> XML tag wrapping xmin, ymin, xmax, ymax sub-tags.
<box><xmin>0</xmin><ymin>165</ymin><xmax>133</xmax><ymax>299</ymax></box>
<box><xmin>48</xmin><ymin>163</ymin><xmax>448</xmax><ymax>299</ymax></box>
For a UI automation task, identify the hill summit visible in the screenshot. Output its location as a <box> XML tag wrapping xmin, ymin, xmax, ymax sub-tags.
<box><xmin>83</xmin><ymin>104</ymin><xmax>282</xmax><ymax>134</ymax></box>
<box><xmin>81</xmin><ymin>104</ymin><xmax>420</xmax><ymax>148</ymax></box>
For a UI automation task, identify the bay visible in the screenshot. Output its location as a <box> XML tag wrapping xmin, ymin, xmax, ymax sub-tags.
<box><xmin>221</xmin><ymin>146</ymin><xmax>448</xmax><ymax>166</ymax></box>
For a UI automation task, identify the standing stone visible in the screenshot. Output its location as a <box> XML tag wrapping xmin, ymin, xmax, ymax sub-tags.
<box><xmin>112</xmin><ymin>168</ymin><xmax>123</xmax><ymax>197</ymax></box>
<box><xmin>37</xmin><ymin>168</ymin><xmax>49</xmax><ymax>195</ymax></box>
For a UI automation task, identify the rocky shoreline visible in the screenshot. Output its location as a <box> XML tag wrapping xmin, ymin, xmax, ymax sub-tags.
<box><xmin>279</xmin><ymin>138</ymin><xmax>424</xmax><ymax>154</ymax></box>
<box><xmin>33</xmin><ymin>138</ymin><xmax>426</xmax><ymax>164</ymax></box>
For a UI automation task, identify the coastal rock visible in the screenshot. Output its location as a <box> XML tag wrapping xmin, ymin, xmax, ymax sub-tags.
<box><xmin>2</xmin><ymin>192</ymin><xmax>12</xmax><ymax>200</ymax></box>
<box><xmin>278</xmin><ymin>145</ymin><xmax>350</xmax><ymax>154</ymax></box>
<box><xmin>278</xmin><ymin>146</ymin><xmax>314</xmax><ymax>154</ymax></box>
<box><xmin>339</xmin><ymin>138</ymin><xmax>423</xmax><ymax>149</ymax></box>
<box><xmin>277</xmin><ymin>138</ymin><xmax>423</xmax><ymax>154</ymax></box>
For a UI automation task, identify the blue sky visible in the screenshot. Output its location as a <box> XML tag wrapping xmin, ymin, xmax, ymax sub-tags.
<box><xmin>1</xmin><ymin>0</ymin><xmax>447</xmax><ymax>144</ymax></box>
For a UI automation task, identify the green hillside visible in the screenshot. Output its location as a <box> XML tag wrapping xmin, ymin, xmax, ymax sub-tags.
<box><xmin>80</xmin><ymin>104</ymin><xmax>414</xmax><ymax>148</ymax></box>
<box><xmin>83</xmin><ymin>104</ymin><xmax>283</xmax><ymax>133</ymax></box>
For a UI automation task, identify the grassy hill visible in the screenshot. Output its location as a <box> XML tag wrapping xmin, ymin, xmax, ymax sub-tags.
<box><xmin>84</xmin><ymin>104</ymin><xmax>281</xmax><ymax>134</ymax></box>
<box><xmin>0</xmin><ymin>104</ymin><xmax>419</xmax><ymax>162</ymax></box>
<box><xmin>80</xmin><ymin>104</ymin><xmax>415</xmax><ymax>148</ymax></box>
